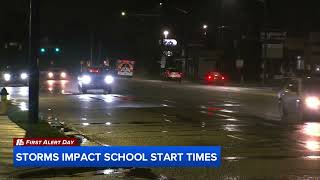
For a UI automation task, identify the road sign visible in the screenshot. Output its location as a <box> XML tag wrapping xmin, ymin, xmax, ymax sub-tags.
<box><xmin>260</xmin><ymin>32</ymin><xmax>287</xmax><ymax>41</ymax></box>
<box><xmin>261</xmin><ymin>43</ymin><xmax>284</xmax><ymax>59</ymax></box>
<box><xmin>297</xmin><ymin>59</ymin><xmax>304</xmax><ymax>70</ymax></box>
<box><xmin>236</xmin><ymin>59</ymin><xmax>244</xmax><ymax>69</ymax></box>
<box><xmin>160</xmin><ymin>56</ymin><xmax>166</xmax><ymax>68</ymax></box>
<box><xmin>164</xmin><ymin>51</ymin><xmax>173</xmax><ymax>57</ymax></box>
<box><xmin>162</xmin><ymin>39</ymin><xmax>178</xmax><ymax>47</ymax></box>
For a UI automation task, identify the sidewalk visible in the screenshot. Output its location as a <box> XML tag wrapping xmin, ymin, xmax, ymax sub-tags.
<box><xmin>0</xmin><ymin>103</ymin><xmax>99</xmax><ymax>179</ymax></box>
<box><xmin>0</xmin><ymin>115</ymin><xmax>26</xmax><ymax>177</ymax></box>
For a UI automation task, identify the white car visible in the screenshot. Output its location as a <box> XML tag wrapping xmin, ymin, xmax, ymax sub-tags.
<box><xmin>278</xmin><ymin>77</ymin><xmax>320</xmax><ymax>121</ymax></box>
<box><xmin>78</xmin><ymin>67</ymin><xmax>114</xmax><ymax>94</ymax></box>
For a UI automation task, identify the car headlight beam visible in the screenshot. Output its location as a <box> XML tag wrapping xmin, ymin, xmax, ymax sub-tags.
<box><xmin>48</xmin><ymin>72</ymin><xmax>54</xmax><ymax>78</ymax></box>
<box><xmin>81</xmin><ymin>75</ymin><xmax>91</xmax><ymax>84</ymax></box>
<box><xmin>60</xmin><ymin>72</ymin><xmax>67</xmax><ymax>78</ymax></box>
<box><xmin>21</xmin><ymin>73</ymin><xmax>28</xmax><ymax>80</ymax></box>
<box><xmin>4</xmin><ymin>73</ymin><xmax>11</xmax><ymax>81</ymax></box>
<box><xmin>104</xmin><ymin>75</ymin><xmax>114</xmax><ymax>84</ymax></box>
<box><xmin>305</xmin><ymin>96</ymin><xmax>320</xmax><ymax>110</ymax></box>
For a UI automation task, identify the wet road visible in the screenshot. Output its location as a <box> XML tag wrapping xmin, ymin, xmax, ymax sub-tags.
<box><xmin>4</xmin><ymin>78</ymin><xmax>320</xmax><ymax>179</ymax></box>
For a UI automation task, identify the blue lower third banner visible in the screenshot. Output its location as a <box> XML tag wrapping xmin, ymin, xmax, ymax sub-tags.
<box><xmin>14</xmin><ymin>146</ymin><xmax>221</xmax><ymax>167</ymax></box>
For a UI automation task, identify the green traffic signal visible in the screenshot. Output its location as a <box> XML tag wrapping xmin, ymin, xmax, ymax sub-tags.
<box><xmin>40</xmin><ymin>47</ymin><xmax>60</xmax><ymax>53</ymax></box>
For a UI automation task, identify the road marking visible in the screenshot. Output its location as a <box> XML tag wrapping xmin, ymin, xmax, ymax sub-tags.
<box><xmin>216</xmin><ymin>113</ymin><xmax>233</xmax><ymax>118</ymax></box>
<box><xmin>163</xmin><ymin>99</ymin><xmax>176</xmax><ymax>103</ymax></box>
<box><xmin>227</xmin><ymin>135</ymin><xmax>246</xmax><ymax>141</ymax></box>
<box><xmin>223</xmin><ymin>156</ymin><xmax>246</xmax><ymax>161</ymax></box>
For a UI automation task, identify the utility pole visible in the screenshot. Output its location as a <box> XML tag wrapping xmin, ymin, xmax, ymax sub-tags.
<box><xmin>177</xmin><ymin>9</ymin><xmax>191</xmax><ymax>79</ymax></box>
<box><xmin>28</xmin><ymin>0</ymin><xmax>40</xmax><ymax>123</ymax></box>
<box><xmin>90</xmin><ymin>31</ymin><xmax>94</xmax><ymax>66</ymax></box>
<box><xmin>98</xmin><ymin>41</ymin><xmax>102</xmax><ymax>63</ymax></box>
<box><xmin>261</xmin><ymin>0</ymin><xmax>267</xmax><ymax>85</ymax></box>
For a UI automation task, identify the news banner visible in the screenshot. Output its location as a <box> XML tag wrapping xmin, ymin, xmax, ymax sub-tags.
<box><xmin>13</xmin><ymin>138</ymin><xmax>221</xmax><ymax>167</ymax></box>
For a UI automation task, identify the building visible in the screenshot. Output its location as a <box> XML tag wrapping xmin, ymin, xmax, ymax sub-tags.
<box><xmin>176</xmin><ymin>49</ymin><xmax>224</xmax><ymax>80</ymax></box>
<box><xmin>305</xmin><ymin>32</ymin><xmax>320</xmax><ymax>70</ymax></box>
<box><xmin>259</xmin><ymin>31</ymin><xmax>320</xmax><ymax>78</ymax></box>
<box><xmin>284</xmin><ymin>32</ymin><xmax>320</xmax><ymax>74</ymax></box>
<box><xmin>0</xmin><ymin>41</ymin><xmax>27</xmax><ymax>69</ymax></box>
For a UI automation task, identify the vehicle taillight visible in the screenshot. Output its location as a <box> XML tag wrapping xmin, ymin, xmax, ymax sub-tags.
<box><xmin>208</xmin><ymin>75</ymin><xmax>212</xmax><ymax>80</ymax></box>
<box><xmin>89</xmin><ymin>69</ymin><xmax>99</xmax><ymax>73</ymax></box>
<box><xmin>221</xmin><ymin>76</ymin><xmax>225</xmax><ymax>80</ymax></box>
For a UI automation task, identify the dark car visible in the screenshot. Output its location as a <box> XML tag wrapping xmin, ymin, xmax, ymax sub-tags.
<box><xmin>278</xmin><ymin>77</ymin><xmax>320</xmax><ymax>121</ymax></box>
<box><xmin>162</xmin><ymin>67</ymin><xmax>183</xmax><ymax>82</ymax></box>
<box><xmin>45</xmin><ymin>68</ymin><xmax>68</xmax><ymax>80</ymax></box>
<box><xmin>0</xmin><ymin>67</ymin><xmax>28</xmax><ymax>86</ymax></box>
<box><xmin>203</xmin><ymin>71</ymin><xmax>226</xmax><ymax>85</ymax></box>
<box><xmin>78</xmin><ymin>67</ymin><xmax>114</xmax><ymax>94</ymax></box>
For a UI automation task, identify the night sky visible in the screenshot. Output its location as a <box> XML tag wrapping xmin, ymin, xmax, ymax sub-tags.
<box><xmin>1</xmin><ymin>0</ymin><xmax>320</xmax><ymax>70</ymax></box>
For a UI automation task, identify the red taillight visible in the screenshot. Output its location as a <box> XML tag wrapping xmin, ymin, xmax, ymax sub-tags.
<box><xmin>89</xmin><ymin>68</ymin><xmax>99</xmax><ymax>73</ymax></box>
<box><xmin>221</xmin><ymin>76</ymin><xmax>225</xmax><ymax>80</ymax></box>
<box><xmin>208</xmin><ymin>75</ymin><xmax>212</xmax><ymax>80</ymax></box>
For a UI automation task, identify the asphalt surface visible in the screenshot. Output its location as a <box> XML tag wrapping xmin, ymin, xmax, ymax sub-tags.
<box><xmin>3</xmin><ymin>77</ymin><xmax>320</xmax><ymax>179</ymax></box>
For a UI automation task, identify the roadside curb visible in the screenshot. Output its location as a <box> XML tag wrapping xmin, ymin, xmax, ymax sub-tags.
<box><xmin>131</xmin><ymin>77</ymin><xmax>278</xmax><ymax>90</ymax></box>
<box><xmin>6</xmin><ymin>102</ymin><xmax>100</xmax><ymax>146</ymax></box>
<box><xmin>47</xmin><ymin>117</ymin><xmax>102</xmax><ymax>146</ymax></box>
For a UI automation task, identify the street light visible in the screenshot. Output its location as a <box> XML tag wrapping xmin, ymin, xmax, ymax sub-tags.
<box><xmin>163</xmin><ymin>30</ymin><xmax>169</xmax><ymax>39</ymax></box>
<box><xmin>121</xmin><ymin>11</ymin><xmax>126</xmax><ymax>16</ymax></box>
<box><xmin>203</xmin><ymin>24</ymin><xmax>208</xmax><ymax>29</ymax></box>
<box><xmin>202</xmin><ymin>24</ymin><xmax>208</xmax><ymax>35</ymax></box>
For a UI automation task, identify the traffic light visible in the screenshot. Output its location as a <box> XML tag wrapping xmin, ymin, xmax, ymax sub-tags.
<box><xmin>40</xmin><ymin>47</ymin><xmax>60</xmax><ymax>54</ymax></box>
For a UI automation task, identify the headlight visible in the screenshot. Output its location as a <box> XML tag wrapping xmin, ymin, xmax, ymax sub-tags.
<box><xmin>4</xmin><ymin>73</ymin><xmax>11</xmax><ymax>81</ymax></box>
<box><xmin>20</xmin><ymin>73</ymin><xmax>28</xmax><ymax>80</ymax></box>
<box><xmin>104</xmin><ymin>75</ymin><xmax>114</xmax><ymax>84</ymax></box>
<box><xmin>305</xmin><ymin>96</ymin><xmax>320</xmax><ymax>110</ymax></box>
<box><xmin>60</xmin><ymin>72</ymin><xmax>67</xmax><ymax>78</ymax></box>
<box><xmin>81</xmin><ymin>75</ymin><xmax>91</xmax><ymax>84</ymax></box>
<box><xmin>48</xmin><ymin>72</ymin><xmax>54</xmax><ymax>78</ymax></box>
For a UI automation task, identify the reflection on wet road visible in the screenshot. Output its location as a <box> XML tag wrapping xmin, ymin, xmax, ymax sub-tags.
<box><xmin>4</xmin><ymin>78</ymin><xmax>320</xmax><ymax>179</ymax></box>
<box><xmin>43</xmin><ymin>79</ymin><xmax>73</xmax><ymax>95</ymax></box>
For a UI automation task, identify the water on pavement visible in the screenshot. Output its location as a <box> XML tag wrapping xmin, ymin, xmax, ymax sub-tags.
<box><xmin>3</xmin><ymin>78</ymin><xmax>320</xmax><ymax>179</ymax></box>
